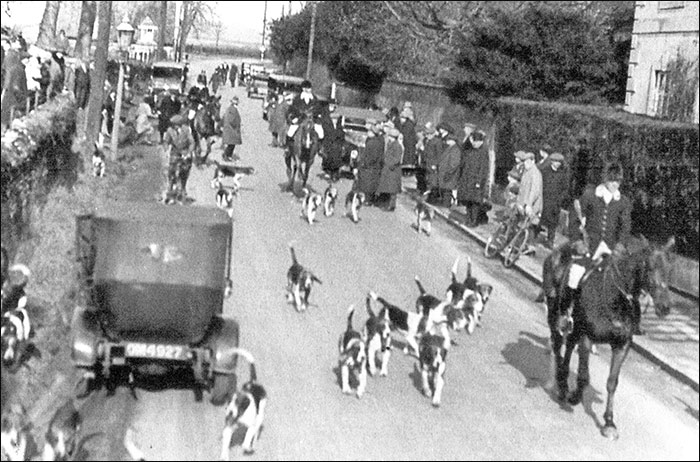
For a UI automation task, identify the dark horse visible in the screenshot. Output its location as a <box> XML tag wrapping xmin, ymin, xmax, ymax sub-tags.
<box><xmin>285</xmin><ymin>114</ymin><xmax>320</xmax><ymax>191</ymax></box>
<box><xmin>543</xmin><ymin>236</ymin><xmax>674</xmax><ymax>439</ymax></box>
<box><xmin>193</xmin><ymin>95</ymin><xmax>222</xmax><ymax>166</ymax></box>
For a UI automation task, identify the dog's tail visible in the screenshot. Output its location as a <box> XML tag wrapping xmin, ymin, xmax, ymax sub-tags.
<box><xmin>289</xmin><ymin>244</ymin><xmax>298</xmax><ymax>266</ymax></box>
<box><xmin>464</xmin><ymin>256</ymin><xmax>477</xmax><ymax>290</ymax></box>
<box><xmin>230</xmin><ymin>347</ymin><xmax>258</xmax><ymax>383</ymax></box>
<box><xmin>414</xmin><ymin>276</ymin><xmax>427</xmax><ymax>295</ymax></box>
<box><xmin>124</xmin><ymin>427</ymin><xmax>146</xmax><ymax>461</ymax></box>
<box><xmin>451</xmin><ymin>257</ymin><xmax>459</xmax><ymax>284</ymax></box>
<box><xmin>311</xmin><ymin>273</ymin><xmax>322</xmax><ymax>285</ymax></box>
<box><xmin>346</xmin><ymin>305</ymin><xmax>355</xmax><ymax>331</ymax></box>
<box><xmin>365</xmin><ymin>293</ymin><xmax>375</xmax><ymax>318</ymax></box>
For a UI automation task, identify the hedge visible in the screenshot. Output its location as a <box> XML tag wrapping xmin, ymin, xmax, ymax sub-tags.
<box><xmin>495</xmin><ymin>97</ymin><xmax>699</xmax><ymax>259</ymax></box>
<box><xmin>1</xmin><ymin>94</ymin><xmax>79</xmax><ymax>256</ymax></box>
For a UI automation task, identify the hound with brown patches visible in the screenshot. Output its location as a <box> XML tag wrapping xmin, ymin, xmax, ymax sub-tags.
<box><xmin>323</xmin><ymin>183</ymin><xmax>338</xmax><ymax>217</ymax></box>
<box><xmin>446</xmin><ymin>257</ymin><xmax>493</xmax><ymax>326</ymax></box>
<box><xmin>42</xmin><ymin>400</ymin><xmax>82</xmax><ymax>461</ymax></box>
<box><xmin>419</xmin><ymin>332</ymin><xmax>448</xmax><ymax>407</ymax></box>
<box><xmin>338</xmin><ymin>305</ymin><xmax>367</xmax><ymax>398</ymax></box>
<box><xmin>364</xmin><ymin>293</ymin><xmax>392</xmax><ymax>377</ymax></box>
<box><xmin>1</xmin><ymin>404</ymin><xmax>32</xmax><ymax>461</ymax></box>
<box><xmin>220</xmin><ymin>348</ymin><xmax>267</xmax><ymax>459</ymax></box>
<box><xmin>301</xmin><ymin>188</ymin><xmax>323</xmax><ymax>224</ymax></box>
<box><xmin>286</xmin><ymin>245</ymin><xmax>322</xmax><ymax>312</ymax></box>
<box><xmin>345</xmin><ymin>191</ymin><xmax>366</xmax><ymax>224</ymax></box>
<box><xmin>414</xmin><ymin>276</ymin><xmax>472</xmax><ymax>336</ymax></box>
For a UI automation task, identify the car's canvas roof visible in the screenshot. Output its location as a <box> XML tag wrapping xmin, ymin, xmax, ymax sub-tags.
<box><xmin>334</xmin><ymin>106</ymin><xmax>385</xmax><ymax>121</ymax></box>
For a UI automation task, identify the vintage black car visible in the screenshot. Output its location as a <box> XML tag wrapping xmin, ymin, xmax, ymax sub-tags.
<box><xmin>149</xmin><ymin>61</ymin><xmax>189</xmax><ymax>97</ymax></box>
<box><xmin>71</xmin><ymin>202</ymin><xmax>239</xmax><ymax>404</ymax></box>
<box><xmin>262</xmin><ymin>74</ymin><xmax>306</xmax><ymax>120</ymax></box>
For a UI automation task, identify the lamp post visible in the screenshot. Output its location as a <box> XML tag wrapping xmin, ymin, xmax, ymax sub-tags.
<box><xmin>110</xmin><ymin>17</ymin><xmax>135</xmax><ymax>159</ymax></box>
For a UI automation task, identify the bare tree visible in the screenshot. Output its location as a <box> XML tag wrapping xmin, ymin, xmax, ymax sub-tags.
<box><xmin>36</xmin><ymin>0</ymin><xmax>61</xmax><ymax>49</ymax></box>
<box><xmin>84</xmin><ymin>0</ymin><xmax>111</xmax><ymax>160</ymax></box>
<box><xmin>177</xmin><ymin>0</ymin><xmax>214</xmax><ymax>60</ymax></box>
<box><xmin>213</xmin><ymin>19</ymin><xmax>223</xmax><ymax>50</ymax></box>
<box><xmin>74</xmin><ymin>1</ymin><xmax>97</xmax><ymax>60</ymax></box>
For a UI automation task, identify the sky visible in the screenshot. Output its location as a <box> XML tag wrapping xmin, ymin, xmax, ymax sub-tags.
<box><xmin>1</xmin><ymin>1</ymin><xmax>304</xmax><ymax>44</ymax></box>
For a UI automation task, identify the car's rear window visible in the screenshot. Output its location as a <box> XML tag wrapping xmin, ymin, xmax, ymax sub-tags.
<box><xmin>152</xmin><ymin>67</ymin><xmax>183</xmax><ymax>79</ymax></box>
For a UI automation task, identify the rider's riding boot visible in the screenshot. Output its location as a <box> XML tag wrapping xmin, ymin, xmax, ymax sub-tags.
<box><xmin>632</xmin><ymin>304</ymin><xmax>645</xmax><ymax>336</ymax></box>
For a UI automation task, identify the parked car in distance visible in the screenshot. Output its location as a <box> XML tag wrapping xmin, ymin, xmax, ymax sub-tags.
<box><xmin>71</xmin><ymin>202</ymin><xmax>239</xmax><ymax>405</ymax></box>
<box><xmin>332</xmin><ymin>106</ymin><xmax>386</xmax><ymax>177</ymax></box>
<box><xmin>149</xmin><ymin>61</ymin><xmax>189</xmax><ymax>97</ymax></box>
<box><xmin>262</xmin><ymin>74</ymin><xmax>306</xmax><ymax>120</ymax></box>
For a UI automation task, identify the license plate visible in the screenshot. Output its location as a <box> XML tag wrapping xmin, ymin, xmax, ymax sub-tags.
<box><xmin>125</xmin><ymin>343</ymin><xmax>187</xmax><ymax>361</ymax></box>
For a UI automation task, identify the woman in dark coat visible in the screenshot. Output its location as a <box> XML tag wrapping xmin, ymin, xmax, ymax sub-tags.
<box><xmin>423</xmin><ymin>123</ymin><xmax>443</xmax><ymax>200</ymax></box>
<box><xmin>399</xmin><ymin>108</ymin><xmax>417</xmax><ymax>166</ymax></box>
<box><xmin>321</xmin><ymin>114</ymin><xmax>346</xmax><ymax>180</ymax></box>
<box><xmin>540</xmin><ymin>153</ymin><xmax>570</xmax><ymax>248</ymax></box>
<box><xmin>356</xmin><ymin>120</ymin><xmax>384</xmax><ymax>204</ymax></box>
<box><xmin>457</xmin><ymin>130</ymin><xmax>490</xmax><ymax>226</ymax></box>
<box><xmin>376</xmin><ymin>127</ymin><xmax>404</xmax><ymax>211</ymax></box>
<box><xmin>438</xmin><ymin>132</ymin><xmax>461</xmax><ymax>206</ymax></box>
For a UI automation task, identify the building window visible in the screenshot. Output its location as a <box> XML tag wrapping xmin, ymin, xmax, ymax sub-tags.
<box><xmin>658</xmin><ymin>1</ymin><xmax>684</xmax><ymax>10</ymax></box>
<box><xmin>648</xmin><ymin>69</ymin><xmax>668</xmax><ymax>116</ymax></box>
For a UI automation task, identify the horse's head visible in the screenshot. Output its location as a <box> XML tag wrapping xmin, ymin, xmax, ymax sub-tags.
<box><xmin>635</xmin><ymin>236</ymin><xmax>675</xmax><ymax>318</ymax></box>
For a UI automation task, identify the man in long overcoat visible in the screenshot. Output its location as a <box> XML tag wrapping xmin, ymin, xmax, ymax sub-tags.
<box><xmin>221</xmin><ymin>96</ymin><xmax>242</xmax><ymax>162</ymax></box>
<box><xmin>457</xmin><ymin>130</ymin><xmax>490</xmax><ymax>227</ymax></box>
<box><xmin>423</xmin><ymin>122</ymin><xmax>443</xmax><ymax>201</ymax></box>
<box><xmin>540</xmin><ymin>152</ymin><xmax>570</xmax><ymax>249</ymax></box>
<box><xmin>321</xmin><ymin>113</ymin><xmax>346</xmax><ymax>180</ymax></box>
<box><xmin>270</xmin><ymin>92</ymin><xmax>291</xmax><ymax>147</ymax></box>
<box><xmin>437</xmin><ymin>125</ymin><xmax>461</xmax><ymax>207</ymax></box>
<box><xmin>376</xmin><ymin>127</ymin><xmax>404</xmax><ymax>211</ymax></box>
<box><xmin>356</xmin><ymin>120</ymin><xmax>384</xmax><ymax>205</ymax></box>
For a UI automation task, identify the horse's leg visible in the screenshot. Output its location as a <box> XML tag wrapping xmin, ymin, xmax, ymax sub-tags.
<box><xmin>601</xmin><ymin>341</ymin><xmax>631</xmax><ymax>439</ymax></box>
<box><xmin>557</xmin><ymin>332</ymin><xmax>578</xmax><ymax>401</ymax></box>
<box><xmin>546</xmin><ymin>295</ymin><xmax>564</xmax><ymax>389</ymax></box>
<box><xmin>568</xmin><ymin>335</ymin><xmax>592</xmax><ymax>406</ymax></box>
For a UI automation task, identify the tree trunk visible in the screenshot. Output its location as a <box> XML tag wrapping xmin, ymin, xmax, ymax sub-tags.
<box><xmin>84</xmin><ymin>0</ymin><xmax>112</xmax><ymax>160</ymax></box>
<box><xmin>74</xmin><ymin>1</ymin><xmax>97</xmax><ymax>60</ymax></box>
<box><xmin>36</xmin><ymin>0</ymin><xmax>61</xmax><ymax>50</ymax></box>
<box><xmin>178</xmin><ymin>1</ymin><xmax>192</xmax><ymax>62</ymax></box>
<box><xmin>157</xmin><ymin>1</ymin><xmax>167</xmax><ymax>60</ymax></box>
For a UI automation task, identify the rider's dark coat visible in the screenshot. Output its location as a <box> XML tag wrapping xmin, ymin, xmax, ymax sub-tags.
<box><xmin>288</xmin><ymin>93</ymin><xmax>322</xmax><ymax>123</ymax></box>
<box><xmin>569</xmin><ymin>184</ymin><xmax>632</xmax><ymax>251</ymax></box>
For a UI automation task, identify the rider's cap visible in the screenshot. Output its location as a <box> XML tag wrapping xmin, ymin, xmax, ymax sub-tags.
<box><xmin>386</xmin><ymin>128</ymin><xmax>401</xmax><ymax>138</ymax></box>
<box><xmin>514</xmin><ymin>150</ymin><xmax>534</xmax><ymax>161</ymax></box>
<box><xmin>301</xmin><ymin>79</ymin><xmax>312</xmax><ymax>89</ymax></box>
<box><xmin>603</xmin><ymin>162</ymin><xmax>624</xmax><ymax>183</ymax></box>
<box><xmin>507</xmin><ymin>167</ymin><xmax>522</xmax><ymax>182</ymax></box>
<box><xmin>169</xmin><ymin>114</ymin><xmax>187</xmax><ymax>126</ymax></box>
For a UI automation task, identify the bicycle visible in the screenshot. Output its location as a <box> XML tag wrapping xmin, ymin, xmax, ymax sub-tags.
<box><xmin>484</xmin><ymin>206</ymin><xmax>535</xmax><ymax>268</ymax></box>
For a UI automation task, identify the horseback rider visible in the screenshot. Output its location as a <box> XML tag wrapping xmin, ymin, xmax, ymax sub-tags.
<box><xmin>187</xmin><ymin>73</ymin><xmax>210</xmax><ymax>148</ymax></box>
<box><xmin>285</xmin><ymin>79</ymin><xmax>325</xmax><ymax>151</ymax></box>
<box><xmin>558</xmin><ymin>162</ymin><xmax>639</xmax><ymax>334</ymax></box>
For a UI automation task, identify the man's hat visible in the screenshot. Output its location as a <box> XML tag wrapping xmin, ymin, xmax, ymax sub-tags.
<box><xmin>423</xmin><ymin>122</ymin><xmax>436</xmax><ymax>135</ymax></box>
<box><xmin>400</xmin><ymin>107</ymin><xmax>413</xmax><ymax>119</ymax></box>
<box><xmin>549</xmin><ymin>152</ymin><xmax>565</xmax><ymax>163</ymax></box>
<box><xmin>507</xmin><ymin>167</ymin><xmax>522</xmax><ymax>182</ymax></box>
<box><xmin>514</xmin><ymin>150</ymin><xmax>534</xmax><ymax>161</ymax></box>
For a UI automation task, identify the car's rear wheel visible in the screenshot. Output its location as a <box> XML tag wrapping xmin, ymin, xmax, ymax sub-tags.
<box><xmin>210</xmin><ymin>372</ymin><xmax>237</xmax><ymax>406</ymax></box>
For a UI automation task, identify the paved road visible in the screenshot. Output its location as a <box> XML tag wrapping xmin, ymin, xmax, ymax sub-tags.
<box><xmin>81</xmin><ymin>57</ymin><xmax>699</xmax><ymax>461</ymax></box>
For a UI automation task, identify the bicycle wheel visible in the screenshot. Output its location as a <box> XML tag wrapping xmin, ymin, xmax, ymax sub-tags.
<box><xmin>503</xmin><ymin>227</ymin><xmax>529</xmax><ymax>268</ymax></box>
<box><xmin>484</xmin><ymin>222</ymin><xmax>508</xmax><ymax>258</ymax></box>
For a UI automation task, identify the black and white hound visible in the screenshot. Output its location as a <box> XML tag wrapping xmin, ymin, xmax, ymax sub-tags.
<box><xmin>414</xmin><ymin>276</ymin><xmax>471</xmax><ymax>335</ymax></box>
<box><xmin>1</xmin><ymin>404</ymin><xmax>32</xmax><ymax>462</ymax></box>
<box><xmin>301</xmin><ymin>188</ymin><xmax>323</xmax><ymax>225</ymax></box>
<box><xmin>414</xmin><ymin>193</ymin><xmax>434</xmax><ymax>236</ymax></box>
<box><xmin>220</xmin><ymin>348</ymin><xmax>267</xmax><ymax>459</ymax></box>
<box><xmin>418</xmin><ymin>332</ymin><xmax>448</xmax><ymax>407</ymax></box>
<box><xmin>323</xmin><ymin>183</ymin><xmax>338</xmax><ymax>217</ymax></box>
<box><xmin>364</xmin><ymin>294</ymin><xmax>392</xmax><ymax>377</ymax></box>
<box><xmin>345</xmin><ymin>191</ymin><xmax>366</xmax><ymax>224</ymax></box>
<box><xmin>42</xmin><ymin>400</ymin><xmax>82</xmax><ymax>461</ymax></box>
<box><xmin>338</xmin><ymin>305</ymin><xmax>367</xmax><ymax>398</ymax></box>
<box><xmin>446</xmin><ymin>257</ymin><xmax>493</xmax><ymax>326</ymax></box>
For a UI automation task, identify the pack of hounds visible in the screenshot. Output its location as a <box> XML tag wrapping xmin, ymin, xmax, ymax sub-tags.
<box><xmin>286</xmin><ymin>245</ymin><xmax>493</xmax><ymax>407</ymax></box>
<box><xmin>299</xmin><ymin>183</ymin><xmax>434</xmax><ymax>237</ymax></box>
<box><xmin>300</xmin><ymin>183</ymin><xmax>366</xmax><ymax>225</ymax></box>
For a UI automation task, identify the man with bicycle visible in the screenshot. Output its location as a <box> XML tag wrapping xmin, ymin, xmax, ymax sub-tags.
<box><xmin>514</xmin><ymin>150</ymin><xmax>543</xmax><ymax>256</ymax></box>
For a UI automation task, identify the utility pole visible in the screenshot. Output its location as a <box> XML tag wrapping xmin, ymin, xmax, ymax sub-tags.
<box><xmin>261</xmin><ymin>0</ymin><xmax>268</xmax><ymax>61</ymax></box>
<box><xmin>306</xmin><ymin>1</ymin><xmax>317</xmax><ymax>80</ymax></box>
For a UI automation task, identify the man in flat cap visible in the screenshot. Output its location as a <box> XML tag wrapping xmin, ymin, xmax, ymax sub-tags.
<box><xmin>163</xmin><ymin>114</ymin><xmax>195</xmax><ymax>198</ymax></box>
<box><xmin>515</xmin><ymin>151</ymin><xmax>543</xmax><ymax>256</ymax></box>
<box><xmin>540</xmin><ymin>152</ymin><xmax>570</xmax><ymax>249</ymax></box>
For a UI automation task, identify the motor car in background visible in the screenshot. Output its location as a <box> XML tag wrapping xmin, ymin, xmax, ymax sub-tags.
<box><xmin>71</xmin><ymin>202</ymin><xmax>239</xmax><ymax>405</ymax></box>
<box><xmin>262</xmin><ymin>74</ymin><xmax>306</xmax><ymax>120</ymax></box>
<box><xmin>332</xmin><ymin>106</ymin><xmax>386</xmax><ymax>178</ymax></box>
<box><xmin>149</xmin><ymin>61</ymin><xmax>188</xmax><ymax>97</ymax></box>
